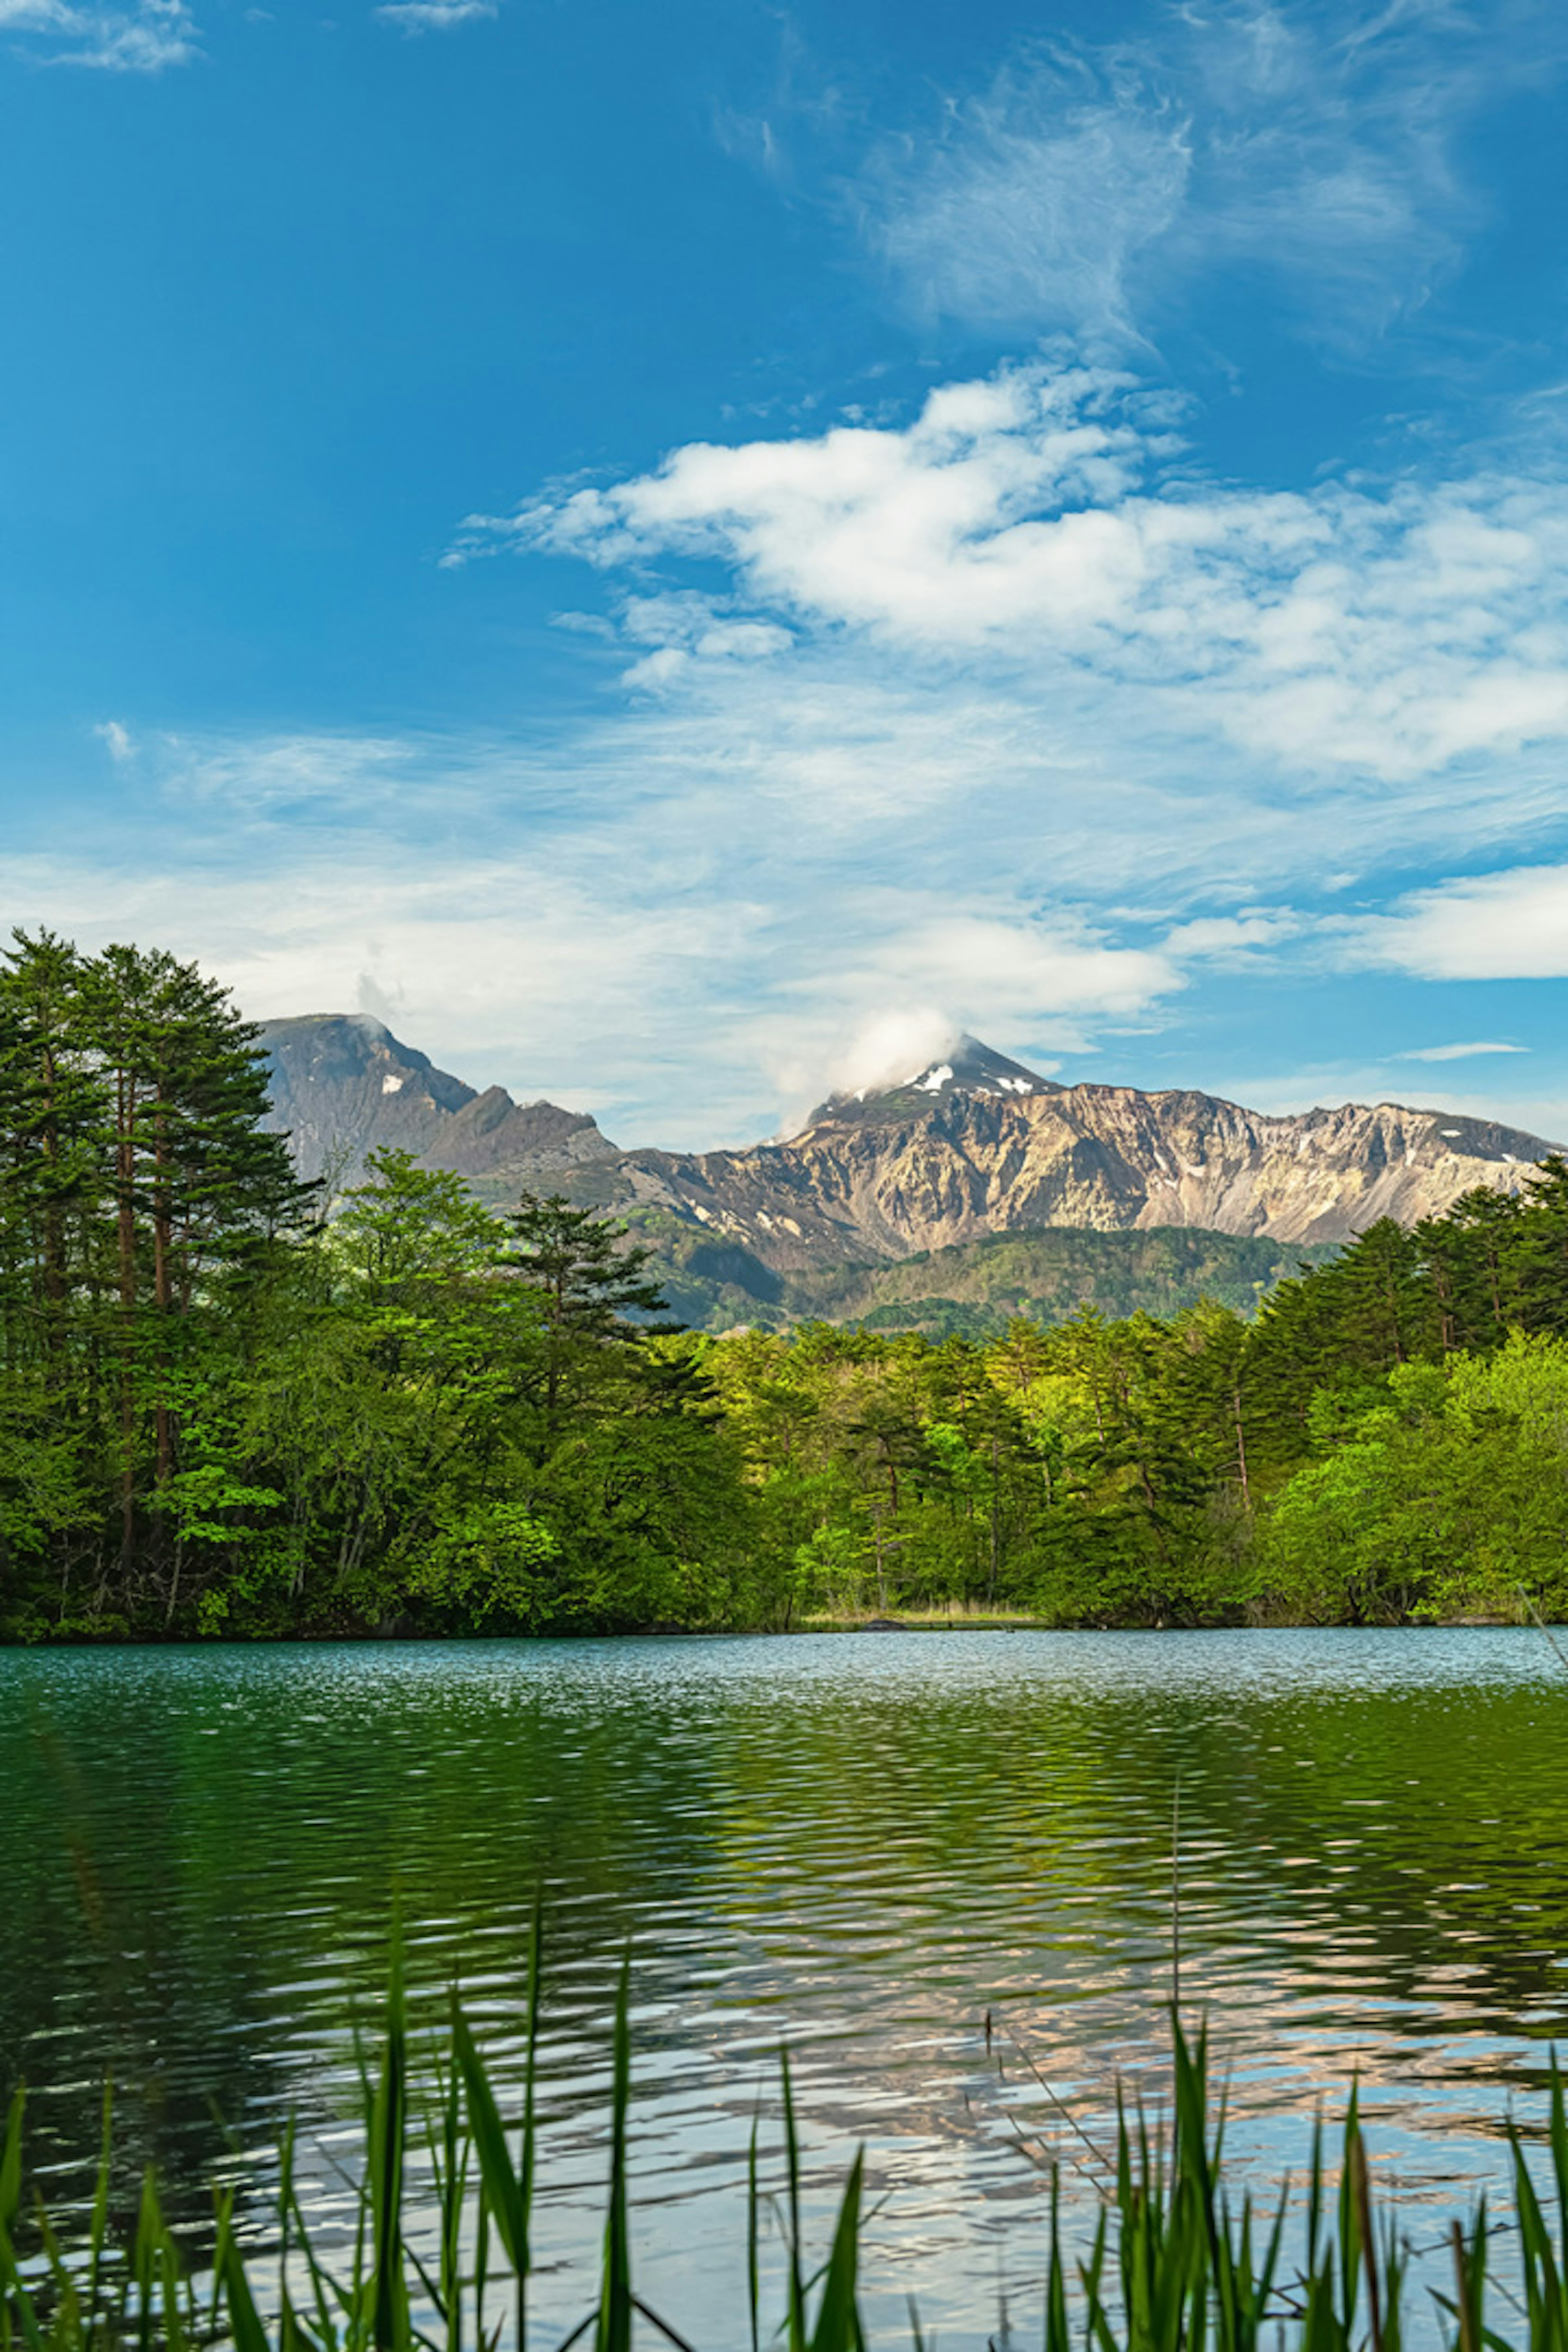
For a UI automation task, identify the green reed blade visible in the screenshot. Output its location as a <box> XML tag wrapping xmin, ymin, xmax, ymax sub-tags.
<box><xmin>473</xmin><ymin>2181</ymin><xmax>491</xmax><ymax>2352</ymax></box>
<box><xmin>0</xmin><ymin>2089</ymin><xmax>40</xmax><ymax>2352</ymax></box>
<box><xmin>133</xmin><ymin>2170</ymin><xmax>167</xmax><ymax>2352</ymax></box>
<box><xmin>218</xmin><ymin>2209</ymin><xmax>274</xmax><ymax>2352</ymax></box>
<box><xmin>157</xmin><ymin>2220</ymin><xmax>188</xmax><ymax>2352</ymax></box>
<box><xmin>1044</xmin><ymin>2173</ymin><xmax>1070</xmax><ymax>2352</ymax></box>
<box><xmin>0</xmin><ymin>2092</ymin><xmax>21</xmax><ymax>2243</ymax></box>
<box><xmin>0</xmin><ymin>2251</ymin><xmax>43</xmax><ymax>2352</ymax></box>
<box><xmin>780</xmin><ymin>2049</ymin><xmax>806</xmax><ymax>2352</ymax></box>
<box><xmin>594</xmin><ymin>1956</ymin><xmax>632</xmax><ymax>2352</ymax></box>
<box><xmin>452</xmin><ymin>2011</ymin><xmax>528</xmax><ymax>2283</ymax></box>
<box><xmin>747</xmin><ymin>2109</ymin><xmax>760</xmax><ymax>2352</ymax></box>
<box><xmin>281</xmin><ymin>2147</ymin><xmax>345</xmax><ymax>2352</ymax></box>
<box><xmin>1337</xmin><ymin>2086</ymin><xmax>1363</xmax><ymax>2339</ymax></box>
<box><xmin>806</xmin><ymin>2147</ymin><xmax>862</xmax><ymax>2352</ymax></box>
<box><xmin>434</xmin><ymin>2053</ymin><xmax>465</xmax><ymax>2352</ymax></box>
<box><xmin>368</xmin><ymin>1947</ymin><xmax>411</xmax><ymax>2352</ymax></box>
<box><xmin>519</xmin><ymin>1891</ymin><xmax>543</xmax><ymax>2352</ymax></box>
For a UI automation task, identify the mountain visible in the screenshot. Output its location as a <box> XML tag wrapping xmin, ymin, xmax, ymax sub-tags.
<box><xmin>258</xmin><ymin>1017</ymin><xmax>1561</xmax><ymax>1324</ymax></box>
<box><xmin>605</xmin><ymin>1078</ymin><xmax>1557</xmax><ymax>1274</ymax></box>
<box><xmin>258</xmin><ymin>1015</ymin><xmax>619</xmax><ymax>1187</ymax></box>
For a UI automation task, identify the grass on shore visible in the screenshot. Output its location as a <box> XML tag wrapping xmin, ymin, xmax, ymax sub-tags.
<box><xmin>5</xmin><ymin>1934</ymin><xmax>1568</xmax><ymax>2352</ymax></box>
<box><xmin>800</xmin><ymin>1598</ymin><xmax>1056</xmax><ymax>1630</ymax></box>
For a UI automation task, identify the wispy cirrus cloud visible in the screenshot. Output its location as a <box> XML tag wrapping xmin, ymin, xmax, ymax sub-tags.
<box><xmin>374</xmin><ymin>0</ymin><xmax>494</xmax><ymax>31</ymax></box>
<box><xmin>2</xmin><ymin>743</ymin><xmax>1190</xmax><ymax>1147</ymax></box>
<box><xmin>0</xmin><ymin>0</ymin><xmax>195</xmax><ymax>68</ymax></box>
<box><xmin>1398</xmin><ymin>1041</ymin><xmax>1529</xmax><ymax>1060</ymax></box>
<box><xmin>850</xmin><ymin>0</ymin><xmax>1566</xmax><ymax>355</ymax></box>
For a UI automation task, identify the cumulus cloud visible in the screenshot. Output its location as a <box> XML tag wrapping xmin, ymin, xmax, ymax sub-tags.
<box><xmin>0</xmin><ymin>0</ymin><xmax>195</xmax><ymax>68</ymax></box>
<box><xmin>467</xmin><ymin>356</ymin><xmax>1568</xmax><ymax>790</ymax></box>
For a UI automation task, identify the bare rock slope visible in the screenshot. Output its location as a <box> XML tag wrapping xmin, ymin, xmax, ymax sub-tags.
<box><xmin>260</xmin><ymin>1018</ymin><xmax>1559</xmax><ymax>1264</ymax></box>
<box><xmin>258</xmin><ymin>1016</ymin><xmax>618</xmax><ymax>1188</ymax></box>
<box><xmin>608</xmin><ymin>1035</ymin><xmax>1559</xmax><ymax>1267</ymax></box>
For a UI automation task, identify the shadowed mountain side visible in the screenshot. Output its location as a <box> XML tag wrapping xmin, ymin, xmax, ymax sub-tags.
<box><xmin>258</xmin><ymin>1015</ymin><xmax>1560</xmax><ymax>1271</ymax></box>
<box><xmin>633</xmin><ymin>1220</ymin><xmax>1344</xmax><ymax>1337</ymax></box>
<box><xmin>258</xmin><ymin>1015</ymin><xmax>619</xmax><ymax>1187</ymax></box>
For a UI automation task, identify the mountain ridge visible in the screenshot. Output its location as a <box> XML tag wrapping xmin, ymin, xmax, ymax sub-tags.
<box><xmin>256</xmin><ymin>1016</ymin><xmax>1561</xmax><ymax>1287</ymax></box>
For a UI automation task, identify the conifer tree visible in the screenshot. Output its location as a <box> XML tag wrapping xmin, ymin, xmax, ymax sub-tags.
<box><xmin>506</xmin><ymin>1193</ymin><xmax>668</xmax><ymax>1427</ymax></box>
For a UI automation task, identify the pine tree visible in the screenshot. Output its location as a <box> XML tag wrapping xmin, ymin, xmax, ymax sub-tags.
<box><xmin>505</xmin><ymin>1193</ymin><xmax>669</xmax><ymax>1428</ymax></box>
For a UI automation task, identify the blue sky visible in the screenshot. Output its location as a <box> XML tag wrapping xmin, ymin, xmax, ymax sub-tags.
<box><xmin>5</xmin><ymin>0</ymin><xmax>1568</xmax><ymax>1146</ymax></box>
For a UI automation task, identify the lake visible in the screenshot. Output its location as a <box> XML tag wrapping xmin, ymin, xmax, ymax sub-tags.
<box><xmin>3</xmin><ymin>1629</ymin><xmax>1566</xmax><ymax>2347</ymax></box>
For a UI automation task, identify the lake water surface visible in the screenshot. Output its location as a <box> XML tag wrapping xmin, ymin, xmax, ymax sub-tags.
<box><xmin>4</xmin><ymin>1630</ymin><xmax>1566</xmax><ymax>2347</ymax></box>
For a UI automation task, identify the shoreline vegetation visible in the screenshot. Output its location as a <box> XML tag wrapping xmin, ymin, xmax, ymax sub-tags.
<box><xmin>7</xmin><ymin>1954</ymin><xmax>1568</xmax><ymax>2352</ymax></box>
<box><xmin>9</xmin><ymin>930</ymin><xmax>1568</xmax><ymax>1645</ymax></box>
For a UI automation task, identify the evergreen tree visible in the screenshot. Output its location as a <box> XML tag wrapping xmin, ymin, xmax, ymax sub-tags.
<box><xmin>505</xmin><ymin>1192</ymin><xmax>669</xmax><ymax>1427</ymax></box>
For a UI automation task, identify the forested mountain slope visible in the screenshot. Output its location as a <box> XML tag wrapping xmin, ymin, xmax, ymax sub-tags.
<box><xmin>644</xmin><ymin>1221</ymin><xmax>1342</xmax><ymax>1337</ymax></box>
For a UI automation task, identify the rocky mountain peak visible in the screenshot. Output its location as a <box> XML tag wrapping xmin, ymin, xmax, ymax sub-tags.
<box><xmin>258</xmin><ymin>1014</ymin><xmax>618</xmax><ymax>1189</ymax></box>
<box><xmin>805</xmin><ymin>1032</ymin><xmax>1060</xmax><ymax>1128</ymax></box>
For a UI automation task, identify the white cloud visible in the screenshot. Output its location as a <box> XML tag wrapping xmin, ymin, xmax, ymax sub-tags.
<box><xmin>472</xmin><ymin>356</ymin><xmax>1568</xmax><ymax>792</ymax></box>
<box><xmin>155</xmin><ymin>730</ymin><xmax>418</xmax><ymax>810</ymax></box>
<box><xmin>818</xmin><ymin>1010</ymin><xmax>961</xmax><ymax>1105</ymax></box>
<box><xmin>1160</xmin><ymin>911</ymin><xmax>1300</xmax><ymax>961</ymax></box>
<box><xmin>864</xmin><ymin>64</ymin><xmax>1191</xmax><ymax>345</ymax></box>
<box><xmin>93</xmin><ymin>719</ymin><xmax>133</xmax><ymax>763</ymax></box>
<box><xmin>12</xmin><ymin>686</ymin><xmax>1566</xmax><ymax>1146</ymax></box>
<box><xmin>1</xmin><ymin>711</ymin><xmax>1200</xmax><ymax>1147</ymax></box>
<box><xmin>1351</xmin><ymin>864</ymin><xmax>1568</xmax><ymax>980</ymax></box>
<box><xmin>0</xmin><ymin>0</ymin><xmax>195</xmax><ymax>68</ymax></box>
<box><xmin>848</xmin><ymin>0</ymin><xmax>1560</xmax><ymax>354</ymax></box>
<box><xmin>374</xmin><ymin>0</ymin><xmax>493</xmax><ymax>30</ymax></box>
<box><xmin>1399</xmin><ymin>1040</ymin><xmax>1529</xmax><ymax>1061</ymax></box>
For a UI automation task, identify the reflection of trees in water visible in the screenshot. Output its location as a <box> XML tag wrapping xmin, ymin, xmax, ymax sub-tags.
<box><xmin>0</xmin><ymin>1646</ymin><xmax>728</xmax><ymax>2242</ymax></box>
<box><xmin>1</xmin><ymin>1688</ymin><xmax>298</xmax><ymax>2239</ymax></box>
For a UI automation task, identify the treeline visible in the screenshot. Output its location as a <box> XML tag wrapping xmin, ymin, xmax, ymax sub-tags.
<box><xmin>5</xmin><ymin>929</ymin><xmax>1568</xmax><ymax>1640</ymax></box>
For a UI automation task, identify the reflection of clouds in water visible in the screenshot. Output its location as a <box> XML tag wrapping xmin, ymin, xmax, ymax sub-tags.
<box><xmin>4</xmin><ymin>1630</ymin><xmax>1568</xmax><ymax>2348</ymax></box>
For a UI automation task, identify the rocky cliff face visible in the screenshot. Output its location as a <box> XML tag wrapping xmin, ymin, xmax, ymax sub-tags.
<box><xmin>259</xmin><ymin>1017</ymin><xmax>1559</xmax><ymax>1261</ymax></box>
<box><xmin>258</xmin><ymin>1015</ymin><xmax>619</xmax><ymax>1187</ymax></box>
<box><xmin>615</xmin><ymin>1079</ymin><xmax>1555</xmax><ymax>1270</ymax></box>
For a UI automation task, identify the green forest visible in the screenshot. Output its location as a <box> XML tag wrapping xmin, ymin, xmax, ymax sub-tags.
<box><xmin>6</xmin><ymin>928</ymin><xmax>1568</xmax><ymax>1642</ymax></box>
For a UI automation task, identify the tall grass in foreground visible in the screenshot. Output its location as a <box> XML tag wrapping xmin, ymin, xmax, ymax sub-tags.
<box><xmin>5</xmin><ymin>1962</ymin><xmax>1568</xmax><ymax>2352</ymax></box>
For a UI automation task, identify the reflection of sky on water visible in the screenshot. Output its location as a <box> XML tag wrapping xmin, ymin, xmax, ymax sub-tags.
<box><xmin>3</xmin><ymin>1629</ymin><xmax>1567</xmax><ymax>2348</ymax></box>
